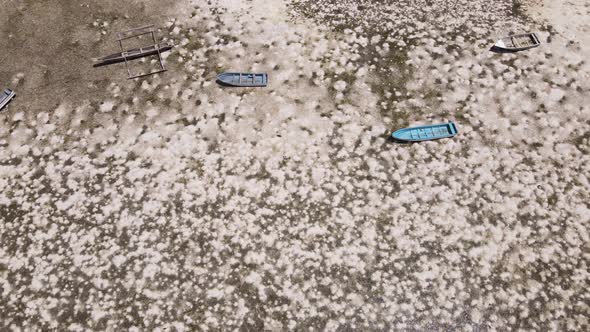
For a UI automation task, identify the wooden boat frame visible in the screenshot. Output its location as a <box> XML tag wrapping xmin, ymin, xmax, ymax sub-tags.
<box><xmin>118</xmin><ymin>25</ymin><xmax>168</xmax><ymax>79</ymax></box>
<box><xmin>94</xmin><ymin>25</ymin><xmax>171</xmax><ymax>79</ymax></box>
<box><xmin>93</xmin><ymin>42</ymin><xmax>173</xmax><ymax>67</ymax></box>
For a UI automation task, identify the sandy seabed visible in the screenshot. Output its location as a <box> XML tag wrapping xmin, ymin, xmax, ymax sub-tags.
<box><xmin>0</xmin><ymin>0</ymin><xmax>589</xmax><ymax>330</ymax></box>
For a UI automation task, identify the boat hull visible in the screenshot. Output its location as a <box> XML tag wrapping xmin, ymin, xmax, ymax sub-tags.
<box><xmin>392</xmin><ymin>122</ymin><xmax>458</xmax><ymax>142</ymax></box>
<box><xmin>93</xmin><ymin>43</ymin><xmax>173</xmax><ymax>67</ymax></box>
<box><xmin>0</xmin><ymin>88</ymin><xmax>16</xmax><ymax>111</ymax></box>
<box><xmin>494</xmin><ymin>33</ymin><xmax>540</xmax><ymax>52</ymax></box>
<box><xmin>216</xmin><ymin>72</ymin><xmax>268</xmax><ymax>87</ymax></box>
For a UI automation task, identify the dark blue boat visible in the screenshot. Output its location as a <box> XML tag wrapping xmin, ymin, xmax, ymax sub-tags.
<box><xmin>392</xmin><ymin>122</ymin><xmax>458</xmax><ymax>142</ymax></box>
<box><xmin>216</xmin><ymin>72</ymin><xmax>268</xmax><ymax>87</ymax></box>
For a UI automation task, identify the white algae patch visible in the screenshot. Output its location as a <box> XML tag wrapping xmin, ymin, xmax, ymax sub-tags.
<box><xmin>1</xmin><ymin>0</ymin><xmax>589</xmax><ymax>331</ymax></box>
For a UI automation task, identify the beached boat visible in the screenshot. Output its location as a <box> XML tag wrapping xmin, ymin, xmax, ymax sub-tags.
<box><xmin>0</xmin><ymin>88</ymin><xmax>16</xmax><ymax>111</ymax></box>
<box><xmin>494</xmin><ymin>33</ymin><xmax>540</xmax><ymax>52</ymax></box>
<box><xmin>392</xmin><ymin>122</ymin><xmax>458</xmax><ymax>142</ymax></box>
<box><xmin>93</xmin><ymin>42</ymin><xmax>174</xmax><ymax>66</ymax></box>
<box><xmin>216</xmin><ymin>72</ymin><xmax>268</xmax><ymax>87</ymax></box>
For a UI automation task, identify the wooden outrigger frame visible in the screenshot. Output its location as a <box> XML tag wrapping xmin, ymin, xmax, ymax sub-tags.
<box><xmin>116</xmin><ymin>25</ymin><xmax>168</xmax><ymax>79</ymax></box>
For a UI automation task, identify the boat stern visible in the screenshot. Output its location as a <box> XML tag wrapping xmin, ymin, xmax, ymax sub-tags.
<box><xmin>494</xmin><ymin>39</ymin><xmax>506</xmax><ymax>48</ymax></box>
<box><xmin>531</xmin><ymin>32</ymin><xmax>541</xmax><ymax>45</ymax></box>
<box><xmin>448</xmin><ymin>122</ymin><xmax>458</xmax><ymax>136</ymax></box>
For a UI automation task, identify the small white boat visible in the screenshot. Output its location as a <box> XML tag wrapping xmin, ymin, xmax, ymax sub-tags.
<box><xmin>494</xmin><ymin>33</ymin><xmax>541</xmax><ymax>52</ymax></box>
<box><xmin>0</xmin><ymin>88</ymin><xmax>15</xmax><ymax>111</ymax></box>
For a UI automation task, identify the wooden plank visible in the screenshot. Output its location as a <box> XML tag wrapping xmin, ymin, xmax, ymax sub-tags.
<box><xmin>119</xmin><ymin>39</ymin><xmax>133</xmax><ymax>78</ymax></box>
<box><xmin>117</xmin><ymin>25</ymin><xmax>155</xmax><ymax>41</ymax></box>
<box><xmin>153</xmin><ymin>33</ymin><xmax>166</xmax><ymax>72</ymax></box>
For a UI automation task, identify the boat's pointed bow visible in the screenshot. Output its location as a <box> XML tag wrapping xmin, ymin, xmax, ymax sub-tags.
<box><xmin>216</xmin><ymin>72</ymin><xmax>228</xmax><ymax>83</ymax></box>
<box><xmin>391</xmin><ymin>128</ymin><xmax>410</xmax><ymax>141</ymax></box>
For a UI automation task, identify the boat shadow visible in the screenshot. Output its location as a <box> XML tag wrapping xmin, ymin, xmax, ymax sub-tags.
<box><xmin>92</xmin><ymin>59</ymin><xmax>127</xmax><ymax>68</ymax></box>
<box><xmin>387</xmin><ymin>135</ymin><xmax>413</xmax><ymax>145</ymax></box>
<box><xmin>387</xmin><ymin>135</ymin><xmax>454</xmax><ymax>144</ymax></box>
<box><xmin>93</xmin><ymin>62</ymin><xmax>116</xmax><ymax>68</ymax></box>
<box><xmin>489</xmin><ymin>46</ymin><xmax>518</xmax><ymax>54</ymax></box>
<box><xmin>215</xmin><ymin>79</ymin><xmax>267</xmax><ymax>88</ymax></box>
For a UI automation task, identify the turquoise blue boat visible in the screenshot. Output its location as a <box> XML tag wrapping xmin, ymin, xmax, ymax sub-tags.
<box><xmin>392</xmin><ymin>122</ymin><xmax>458</xmax><ymax>142</ymax></box>
<box><xmin>216</xmin><ymin>72</ymin><xmax>268</xmax><ymax>87</ymax></box>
